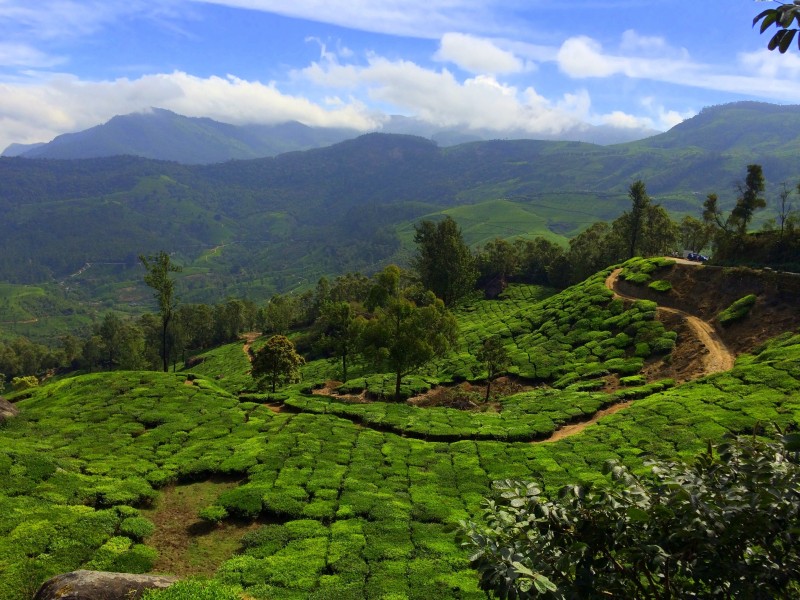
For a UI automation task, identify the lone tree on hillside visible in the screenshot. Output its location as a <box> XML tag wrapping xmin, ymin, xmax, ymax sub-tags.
<box><xmin>139</xmin><ymin>251</ymin><xmax>181</xmax><ymax>372</ymax></box>
<box><xmin>361</xmin><ymin>291</ymin><xmax>457</xmax><ymax>401</ymax></box>
<box><xmin>251</xmin><ymin>335</ymin><xmax>305</xmax><ymax>393</ymax></box>
<box><xmin>703</xmin><ymin>164</ymin><xmax>767</xmax><ymax>257</ymax></box>
<box><xmin>476</xmin><ymin>336</ymin><xmax>512</xmax><ymax>402</ymax></box>
<box><xmin>413</xmin><ymin>216</ymin><xmax>477</xmax><ymax>306</ymax></box>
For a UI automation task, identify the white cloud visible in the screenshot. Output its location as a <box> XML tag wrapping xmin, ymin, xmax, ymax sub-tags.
<box><xmin>556</xmin><ymin>31</ymin><xmax>800</xmax><ymax>102</ymax></box>
<box><xmin>298</xmin><ymin>54</ymin><xmax>586</xmax><ymax>135</ymax></box>
<box><xmin>0</xmin><ymin>43</ymin><xmax>65</xmax><ymax>69</ymax></box>
<box><xmin>191</xmin><ymin>0</ymin><xmax>503</xmax><ymax>39</ymax></box>
<box><xmin>0</xmin><ymin>71</ymin><xmax>381</xmax><ymax>151</ymax></box>
<box><xmin>434</xmin><ymin>33</ymin><xmax>523</xmax><ymax>74</ymax></box>
<box><xmin>739</xmin><ymin>49</ymin><xmax>800</xmax><ymax>79</ymax></box>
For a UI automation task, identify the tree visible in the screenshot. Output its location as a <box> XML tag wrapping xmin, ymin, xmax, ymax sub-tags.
<box><xmin>678</xmin><ymin>215</ymin><xmax>714</xmax><ymax>252</ymax></box>
<box><xmin>754</xmin><ymin>2</ymin><xmax>800</xmax><ymax>53</ymax></box>
<box><xmin>703</xmin><ymin>165</ymin><xmax>768</xmax><ymax>260</ymax></box>
<box><xmin>612</xmin><ymin>180</ymin><xmax>677</xmax><ymax>260</ymax></box>
<box><xmin>460</xmin><ymin>433</ymin><xmax>800</xmax><ymax>599</ymax></box>
<box><xmin>732</xmin><ymin>164</ymin><xmax>767</xmax><ymax>237</ymax></box>
<box><xmin>413</xmin><ymin>216</ymin><xmax>477</xmax><ymax>306</ymax></box>
<box><xmin>139</xmin><ymin>251</ymin><xmax>182</xmax><ymax>372</ymax></box>
<box><xmin>361</xmin><ymin>292</ymin><xmax>457</xmax><ymax>400</ymax></box>
<box><xmin>625</xmin><ymin>180</ymin><xmax>649</xmax><ymax>259</ymax></box>
<box><xmin>315</xmin><ymin>301</ymin><xmax>365</xmax><ymax>382</ymax></box>
<box><xmin>476</xmin><ymin>336</ymin><xmax>511</xmax><ymax>402</ymax></box>
<box><xmin>251</xmin><ymin>335</ymin><xmax>305</xmax><ymax>393</ymax></box>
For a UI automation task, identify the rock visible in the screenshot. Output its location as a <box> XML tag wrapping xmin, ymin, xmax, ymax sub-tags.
<box><xmin>0</xmin><ymin>397</ymin><xmax>19</xmax><ymax>423</ymax></box>
<box><xmin>33</xmin><ymin>570</ymin><xmax>178</xmax><ymax>600</ymax></box>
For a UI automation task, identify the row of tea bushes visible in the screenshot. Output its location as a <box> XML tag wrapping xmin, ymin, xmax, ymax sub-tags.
<box><xmin>437</xmin><ymin>266</ymin><xmax>677</xmax><ymax>387</ymax></box>
<box><xmin>3</xmin><ymin>330</ymin><xmax>800</xmax><ymax>598</ymax></box>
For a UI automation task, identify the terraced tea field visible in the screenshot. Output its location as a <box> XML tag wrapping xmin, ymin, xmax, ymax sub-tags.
<box><xmin>2</xmin><ymin>260</ymin><xmax>799</xmax><ymax>599</ymax></box>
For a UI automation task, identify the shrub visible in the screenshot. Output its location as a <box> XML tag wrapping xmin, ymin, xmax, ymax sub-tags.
<box><xmin>648</xmin><ymin>279</ymin><xmax>672</xmax><ymax>293</ymax></box>
<box><xmin>460</xmin><ymin>434</ymin><xmax>800</xmax><ymax>599</ymax></box>
<box><xmin>142</xmin><ymin>579</ymin><xmax>243</xmax><ymax>600</ymax></box>
<box><xmin>11</xmin><ymin>376</ymin><xmax>38</xmax><ymax>391</ymax></box>
<box><xmin>198</xmin><ymin>505</ymin><xmax>228</xmax><ymax>524</ymax></box>
<box><xmin>119</xmin><ymin>517</ymin><xmax>155</xmax><ymax>541</ymax></box>
<box><xmin>718</xmin><ymin>294</ymin><xmax>757</xmax><ymax>326</ymax></box>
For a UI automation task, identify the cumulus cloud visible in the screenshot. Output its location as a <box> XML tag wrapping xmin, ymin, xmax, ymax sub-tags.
<box><xmin>0</xmin><ymin>71</ymin><xmax>381</xmax><ymax>150</ymax></box>
<box><xmin>434</xmin><ymin>33</ymin><xmax>523</xmax><ymax>74</ymax></box>
<box><xmin>297</xmin><ymin>54</ymin><xmax>587</xmax><ymax>135</ymax></box>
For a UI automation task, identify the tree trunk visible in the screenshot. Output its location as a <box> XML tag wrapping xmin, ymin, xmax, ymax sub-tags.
<box><xmin>395</xmin><ymin>372</ymin><xmax>402</xmax><ymax>401</ymax></box>
<box><xmin>485</xmin><ymin>379</ymin><xmax>491</xmax><ymax>403</ymax></box>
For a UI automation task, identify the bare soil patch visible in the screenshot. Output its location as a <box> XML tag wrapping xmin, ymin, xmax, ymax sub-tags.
<box><xmin>142</xmin><ymin>477</ymin><xmax>259</xmax><ymax>577</ymax></box>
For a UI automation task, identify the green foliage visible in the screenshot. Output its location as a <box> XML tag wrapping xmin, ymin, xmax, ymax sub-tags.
<box><xmin>139</xmin><ymin>251</ymin><xmax>182</xmax><ymax>373</ymax></box>
<box><xmin>119</xmin><ymin>516</ymin><xmax>156</xmax><ymax>541</ymax></box>
<box><xmin>460</xmin><ymin>434</ymin><xmax>800</xmax><ymax>599</ymax></box>
<box><xmin>413</xmin><ymin>216</ymin><xmax>477</xmax><ymax>306</ymax></box>
<box><xmin>11</xmin><ymin>375</ymin><xmax>38</xmax><ymax>391</ymax></box>
<box><xmin>142</xmin><ymin>579</ymin><xmax>244</xmax><ymax>600</ymax></box>
<box><xmin>251</xmin><ymin>335</ymin><xmax>305</xmax><ymax>393</ymax></box>
<box><xmin>754</xmin><ymin>3</ymin><xmax>800</xmax><ymax>53</ymax></box>
<box><xmin>718</xmin><ymin>294</ymin><xmax>757</xmax><ymax>326</ymax></box>
<box><xmin>647</xmin><ymin>279</ymin><xmax>672</xmax><ymax>293</ymax></box>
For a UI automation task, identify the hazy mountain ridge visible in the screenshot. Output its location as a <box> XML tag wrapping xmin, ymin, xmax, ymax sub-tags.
<box><xmin>4</xmin><ymin>107</ymin><xmax>657</xmax><ymax>164</ymax></box>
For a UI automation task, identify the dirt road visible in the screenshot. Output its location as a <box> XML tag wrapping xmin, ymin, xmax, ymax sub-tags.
<box><xmin>605</xmin><ymin>268</ymin><xmax>735</xmax><ymax>376</ymax></box>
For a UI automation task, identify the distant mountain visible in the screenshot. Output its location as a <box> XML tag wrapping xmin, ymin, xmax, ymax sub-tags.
<box><xmin>4</xmin><ymin>109</ymin><xmax>360</xmax><ymax>164</ymax></box>
<box><xmin>4</xmin><ymin>108</ymin><xmax>657</xmax><ymax>165</ymax></box>
<box><xmin>2</xmin><ymin>142</ymin><xmax>45</xmax><ymax>156</ymax></box>
<box><xmin>631</xmin><ymin>101</ymin><xmax>800</xmax><ymax>155</ymax></box>
<box><xmin>1</xmin><ymin>101</ymin><xmax>798</xmax><ymax>303</ymax></box>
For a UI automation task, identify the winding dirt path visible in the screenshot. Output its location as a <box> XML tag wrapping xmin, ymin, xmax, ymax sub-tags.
<box><xmin>605</xmin><ymin>269</ymin><xmax>735</xmax><ymax>375</ymax></box>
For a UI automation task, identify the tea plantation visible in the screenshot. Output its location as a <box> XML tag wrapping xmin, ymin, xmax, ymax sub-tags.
<box><xmin>2</xmin><ymin>264</ymin><xmax>800</xmax><ymax>599</ymax></box>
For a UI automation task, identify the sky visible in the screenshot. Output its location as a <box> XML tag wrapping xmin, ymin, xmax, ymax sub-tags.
<box><xmin>1</xmin><ymin>0</ymin><xmax>799</xmax><ymax>151</ymax></box>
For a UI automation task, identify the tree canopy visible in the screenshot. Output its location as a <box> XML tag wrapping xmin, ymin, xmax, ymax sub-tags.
<box><xmin>251</xmin><ymin>335</ymin><xmax>305</xmax><ymax>393</ymax></box>
<box><xmin>413</xmin><ymin>216</ymin><xmax>477</xmax><ymax>306</ymax></box>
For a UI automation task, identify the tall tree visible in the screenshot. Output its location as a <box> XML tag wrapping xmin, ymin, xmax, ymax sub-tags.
<box><xmin>139</xmin><ymin>251</ymin><xmax>182</xmax><ymax>372</ymax></box>
<box><xmin>624</xmin><ymin>180</ymin><xmax>650</xmax><ymax>259</ymax></box>
<box><xmin>251</xmin><ymin>335</ymin><xmax>305</xmax><ymax>393</ymax></box>
<box><xmin>476</xmin><ymin>336</ymin><xmax>511</xmax><ymax>402</ymax></box>
<box><xmin>413</xmin><ymin>217</ymin><xmax>477</xmax><ymax>306</ymax></box>
<box><xmin>732</xmin><ymin>164</ymin><xmax>767</xmax><ymax>237</ymax></box>
<box><xmin>315</xmin><ymin>301</ymin><xmax>365</xmax><ymax>382</ymax></box>
<box><xmin>361</xmin><ymin>291</ymin><xmax>457</xmax><ymax>400</ymax></box>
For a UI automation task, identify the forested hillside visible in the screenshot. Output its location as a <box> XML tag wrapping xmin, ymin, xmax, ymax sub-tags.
<box><xmin>1</xmin><ymin>102</ymin><xmax>799</xmax><ymax>313</ymax></box>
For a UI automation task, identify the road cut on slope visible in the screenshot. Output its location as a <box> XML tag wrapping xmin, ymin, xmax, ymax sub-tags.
<box><xmin>605</xmin><ymin>268</ymin><xmax>735</xmax><ymax>376</ymax></box>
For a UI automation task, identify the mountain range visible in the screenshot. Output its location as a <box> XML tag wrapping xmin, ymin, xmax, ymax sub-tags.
<box><xmin>0</xmin><ymin>101</ymin><xmax>798</xmax><ymax>309</ymax></box>
<box><xmin>2</xmin><ymin>108</ymin><xmax>658</xmax><ymax>164</ymax></box>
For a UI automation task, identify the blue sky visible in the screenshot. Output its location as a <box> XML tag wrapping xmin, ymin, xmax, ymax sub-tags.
<box><xmin>1</xmin><ymin>1</ymin><xmax>799</xmax><ymax>150</ymax></box>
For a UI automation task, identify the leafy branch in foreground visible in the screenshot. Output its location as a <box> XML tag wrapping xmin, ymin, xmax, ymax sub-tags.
<box><xmin>460</xmin><ymin>432</ymin><xmax>800</xmax><ymax>599</ymax></box>
<box><xmin>755</xmin><ymin>1</ymin><xmax>800</xmax><ymax>53</ymax></box>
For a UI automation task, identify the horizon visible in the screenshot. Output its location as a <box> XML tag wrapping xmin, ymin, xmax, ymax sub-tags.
<box><xmin>2</xmin><ymin>1</ymin><xmax>799</xmax><ymax>151</ymax></box>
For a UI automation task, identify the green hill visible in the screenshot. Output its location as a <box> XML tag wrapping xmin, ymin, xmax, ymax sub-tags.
<box><xmin>2</xmin><ymin>259</ymin><xmax>800</xmax><ymax>598</ymax></box>
<box><xmin>1</xmin><ymin>101</ymin><xmax>800</xmax><ymax>331</ymax></box>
